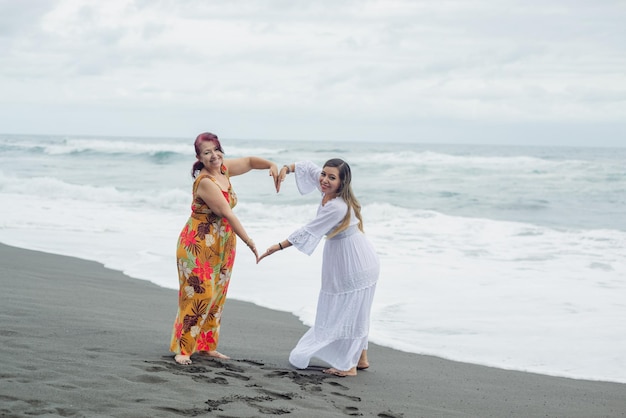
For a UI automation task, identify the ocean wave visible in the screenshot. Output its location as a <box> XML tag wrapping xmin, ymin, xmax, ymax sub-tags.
<box><xmin>0</xmin><ymin>171</ymin><xmax>190</xmax><ymax>210</ymax></box>
<box><xmin>348</xmin><ymin>149</ymin><xmax>625</xmax><ymax>178</ymax></box>
<box><xmin>0</xmin><ymin>136</ymin><xmax>287</xmax><ymax>159</ymax></box>
<box><xmin>52</xmin><ymin>138</ymin><xmax>190</xmax><ymax>156</ymax></box>
<box><xmin>149</xmin><ymin>150</ymin><xmax>181</xmax><ymax>164</ymax></box>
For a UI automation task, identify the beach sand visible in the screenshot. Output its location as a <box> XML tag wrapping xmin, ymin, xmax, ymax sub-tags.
<box><xmin>1</xmin><ymin>242</ymin><xmax>624</xmax><ymax>417</ymax></box>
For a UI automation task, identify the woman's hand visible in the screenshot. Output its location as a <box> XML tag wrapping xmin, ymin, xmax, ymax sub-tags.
<box><xmin>258</xmin><ymin>243</ymin><xmax>281</xmax><ymax>263</ymax></box>
<box><xmin>274</xmin><ymin>164</ymin><xmax>290</xmax><ymax>193</ymax></box>
<box><xmin>246</xmin><ymin>239</ymin><xmax>260</xmax><ymax>263</ymax></box>
<box><xmin>268</xmin><ymin>163</ymin><xmax>282</xmax><ymax>192</ymax></box>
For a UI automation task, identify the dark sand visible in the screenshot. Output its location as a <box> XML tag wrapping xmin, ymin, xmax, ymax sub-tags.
<box><xmin>1</xmin><ymin>242</ymin><xmax>625</xmax><ymax>417</ymax></box>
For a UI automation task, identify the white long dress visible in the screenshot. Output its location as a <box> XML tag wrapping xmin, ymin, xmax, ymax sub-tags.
<box><xmin>287</xmin><ymin>161</ymin><xmax>379</xmax><ymax>371</ymax></box>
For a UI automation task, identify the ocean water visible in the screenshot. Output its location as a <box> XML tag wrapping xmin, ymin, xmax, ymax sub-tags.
<box><xmin>1</xmin><ymin>134</ymin><xmax>625</xmax><ymax>383</ymax></box>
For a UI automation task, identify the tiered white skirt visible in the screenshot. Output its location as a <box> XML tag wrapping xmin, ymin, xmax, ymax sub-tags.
<box><xmin>289</xmin><ymin>226</ymin><xmax>379</xmax><ymax>371</ymax></box>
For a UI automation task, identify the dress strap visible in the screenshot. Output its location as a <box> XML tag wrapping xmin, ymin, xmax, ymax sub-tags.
<box><xmin>193</xmin><ymin>173</ymin><xmax>231</xmax><ymax>194</ymax></box>
<box><xmin>193</xmin><ymin>174</ymin><xmax>216</xmax><ymax>194</ymax></box>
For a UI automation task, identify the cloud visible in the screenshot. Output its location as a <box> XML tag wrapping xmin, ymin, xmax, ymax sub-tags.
<box><xmin>0</xmin><ymin>0</ymin><xmax>624</xmax><ymax>145</ymax></box>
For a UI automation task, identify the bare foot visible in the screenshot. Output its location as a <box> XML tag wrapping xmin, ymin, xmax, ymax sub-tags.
<box><xmin>357</xmin><ymin>361</ymin><xmax>370</xmax><ymax>370</ymax></box>
<box><xmin>357</xmin><ymin>349</ymin><xmax>369</xmax><ymax>370</ymax></box>
<box><xmin>174</xmin><ymin>354</ymin><xmax>192</xmax><ymax>365</ymax></box>
<box><xmin>201</xmin><ymin>350</ymin><xmax>230</xmax><ymax>360</ymax></box>
<box><xmin>323</xmin><ymin>367</ymin><xmax>357</xmax><ymax>377</ymax></box>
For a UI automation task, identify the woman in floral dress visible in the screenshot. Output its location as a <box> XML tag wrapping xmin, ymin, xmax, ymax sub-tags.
<box><xmin>259</xmin><ymin>158</ymin><xmax>379</xmax><ymax>377</ymax></box>
<box><xmin>170</xmin><ymin>132</ymin><xmax>279</xmax><ymax>365</ymax></box>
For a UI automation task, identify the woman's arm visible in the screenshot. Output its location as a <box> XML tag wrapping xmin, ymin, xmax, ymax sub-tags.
<box><xmin>224</xmin><ymin>157</ymin><xmax>280</xmax><ymax>191</ymax></box>
<box><xmin>279</xmin><ymin>163</ymin><xmax>294</xmax><ymax>177</ymax></box>
<box><xmin>196</xmin><ymin>178</ymin><xmax>259</xmax><ymax>262</ymax></box>
<box><xmin>258</xmin><ymin>198</ymin><xmax>347</xmax><ymax>262</ymax></box>
<box><xmin>225</xmin><ymin>156</ymin><xmax>276</xmax><ymax>175</ymax></box>
<box><xmin>281</xmin><ymin>161</ymin><xmax>323</xmax><ymax>195</ymax></box>
<box><xmin>258</xmin><ymin>239</ymin><xmax>292</xmax><ymax>262</ymax></box>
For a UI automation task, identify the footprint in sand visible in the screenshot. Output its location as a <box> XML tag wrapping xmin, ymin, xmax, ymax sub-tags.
<box><xmin>205</xmin><ymin>394</ymin><xmax>282</xmax><ymax>414</ymax></box>
<box><xmin>237</xmin><ymin>359</ymin><xmax>265</xmax><ymax>366</ymax></box>
<box><xmin>216</xmin><ymin>371</ymin><xmax>250</xmax><ymax>381</ymax></box>
<box><xmin>331</xmin><ymin>391</ymin><xmax>361</xmax><ymax>402</ymax></box>
<box><xmin>339</xmin><ymin>405</ymin><xmax>362</xmax><ymax>416</ymax></box>
<box><xmin>377</xmin><ymin>411</ymin><xmax>405</xmax><ymax>418</ymax></box>
<box><xmin>326</xmin><ymin>380</ymin><xmax>349</xmax><ymax>390</ymax></box>
<box><xmin>153</xmin><ymin>406</ymin><xmax>206</xmax><ymax>415</ymax></box>
<box><xmin>265</xmin><ymin>370</ymin><xmax>291</xmax><ymax>378</ymax></box>
<box><xmin>190</xmin><ymin>375</ymin><xmax>228</xmax><ymax>385</ymax></box>
<box><xmin>130</xmin><ymin>374</ymin><xmax>168</xmax><ymax>384</ymax></box>
<box><xmin>256</xmin><ymin>388</ymin><xmax>300</xmax><ymax>400</ymax></box>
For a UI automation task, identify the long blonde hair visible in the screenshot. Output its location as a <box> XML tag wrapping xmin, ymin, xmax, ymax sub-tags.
<box><xmin>324</xmin><ymin>158</ymin><xmax>364</xmax><ymax>239</ymax></box>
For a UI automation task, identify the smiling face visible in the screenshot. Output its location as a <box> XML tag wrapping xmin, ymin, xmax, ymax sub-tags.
<box><xmin>319</xmin><ymin>166</ymin><xmax>341</xmax><ymax>196</ymax></box>
<box><xmin>197</xmin><ymin>140</ymin><xmax>223</xmax><ymax>170</ymax></box>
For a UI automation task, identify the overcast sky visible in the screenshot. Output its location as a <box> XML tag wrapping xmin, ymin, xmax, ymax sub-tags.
<box><xmin>1</xmin><ymin>0</ymin><xmax>624</xmax><ymax>146</ymax></box>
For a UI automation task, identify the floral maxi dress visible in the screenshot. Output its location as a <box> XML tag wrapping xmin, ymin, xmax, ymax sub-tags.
<box><xmin>170</xmin><ymin>172</ymin><xmax>237</xmax><ymax>356</ymax></box>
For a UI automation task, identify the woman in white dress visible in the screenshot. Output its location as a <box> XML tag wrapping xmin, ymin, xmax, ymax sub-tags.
<box><xmin>259</xmin><ymin>158</ymin><xmax>379</xmax><ymax>377</ymax></box>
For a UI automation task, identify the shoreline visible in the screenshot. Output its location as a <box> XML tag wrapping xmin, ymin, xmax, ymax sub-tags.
<box><xmin>1</xmin><ymin>242</ymin><xmax>625</xmax><ymax>417</ymax></box>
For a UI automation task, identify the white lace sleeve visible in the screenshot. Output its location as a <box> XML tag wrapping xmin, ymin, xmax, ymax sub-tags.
<box><xmin>294</xmin><ymin>161</ymin><xmax>322</xmax><ymax>195</ymax></box>
<box><xmin>287</xmin><ymin>198</ymin><xmax>348</xmax><ymax>256</ymax></box>
<box><xmin>287</xmin><ymin>227</ymin><xmax>321</xmax><ymax>256</ymax></box>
